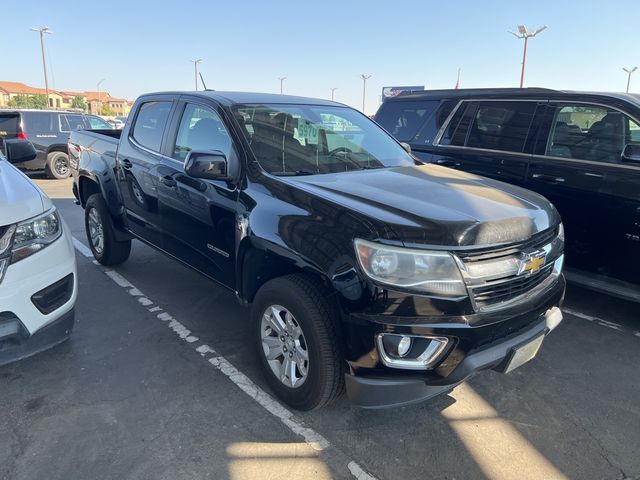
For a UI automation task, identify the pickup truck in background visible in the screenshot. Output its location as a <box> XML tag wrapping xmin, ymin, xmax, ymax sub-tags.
<box><xmin>69</xmin><ymin>91</ymin><xmax>565</xmax><ymax>410</ymax></box>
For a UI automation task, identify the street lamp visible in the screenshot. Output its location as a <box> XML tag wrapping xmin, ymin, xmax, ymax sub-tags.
<box><xmin>278</xmin><ymin>77</ymin><xmax>287</xmax><ymax>94</ymax></box>
<box><xmin>97</xmin><ymin>78</ymin><xmax>105</xmax><ymax>114</ymax></box>
<box><xmin>330</xmin><ymin>87</ymin><xmax>337</xmax><ymax>101</ymax></box>
<box><xmin>191</xmin><ymin>59</ymin><xmax>203</xmax><ymax>90</ymax></box>
<box><xmin>623</xmin><ymin>67</ymin><xmax>637</xmax><ymax>93</ymax></box>
<box><xmin>360</xmin><ymin>74</ymin><xmax>372</xmax><ymax>113</ymax></box>
<box><xmin>30</xmin><ymin>26</ymin><xmax>52</xmax><ymax>107</ymax></box>
<box><xmin>509</xmin><ymin>25</ymin><xmax>547</xmax><ymax>88</ymax></box>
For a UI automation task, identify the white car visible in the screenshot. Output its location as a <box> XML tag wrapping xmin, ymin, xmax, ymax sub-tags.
<box><xmin>0</xmin><ymin>143</ymin><xmax>77</xmax><ymax>366</ymax></box>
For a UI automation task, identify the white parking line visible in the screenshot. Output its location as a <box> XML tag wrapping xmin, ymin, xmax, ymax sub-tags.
<box><xmin>72</xmin><ymin>237</ymin><xmax>376</xmax><ymax>480</ymax></box>
<box><xmin>563</xmin><ymin>307</ymin><xmax>632</xmax><ymax>334</ymax></box>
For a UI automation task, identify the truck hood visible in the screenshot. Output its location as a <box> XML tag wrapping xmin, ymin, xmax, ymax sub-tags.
<box><xmin>0</xmin><ymin>160</ymin><xmax>48</xmax><ymax>225</ymax></box>
<box><xmin>284</xmin><ymin>164</ymin><xmax>559</xmax><ymax>247</ymax></box>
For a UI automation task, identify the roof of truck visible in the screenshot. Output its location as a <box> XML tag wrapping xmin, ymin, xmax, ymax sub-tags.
<box><xmin>141</xmin><ymin>91</ymin><xmax>344</xmax><ymax>107</ymax></box>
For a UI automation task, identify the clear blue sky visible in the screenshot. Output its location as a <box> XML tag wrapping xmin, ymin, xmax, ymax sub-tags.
<box><xmin>4</xmin><ymin>0</ymin><xmax>639</xmax><ymax>114</ymax></box>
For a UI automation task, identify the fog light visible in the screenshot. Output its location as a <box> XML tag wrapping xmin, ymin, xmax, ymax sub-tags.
<box><xmin>397</xmin><ymin>336</ymin><xmax>412</xmax><ymax>357</ymax></box>
<box><xmin>377</xmin><ymin>333</ymin><xmax>449</xmax><ymax>370</ymax></box>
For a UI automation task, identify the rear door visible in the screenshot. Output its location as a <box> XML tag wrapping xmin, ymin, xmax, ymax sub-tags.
<box><xmin>116</xmin><ymin>96</ymin><xmax>175</xmax><ymax>247</ymax></box>
<box><xmin>155</xmin><ymin>97</ymin><xmax>239</xmax><ymax>288</ymax></box>
<box><xmin>431</xmin><ymin>100</ymin><xmax>543</xmax><ymax>187</ymax></box>
<box><xmin>527</xmin><ymin>102</ymin><xmax>640</xmax><ymax>283</ymax></box>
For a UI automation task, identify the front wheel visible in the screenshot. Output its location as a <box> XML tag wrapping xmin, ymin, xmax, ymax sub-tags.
<box><xmin>84</xmin><ymin>194</ymin><xmax>131</xmax><ymax>265</ymax></box>
<box><xmin>253</xmin><ymin>274</ymin><xmax>344</xmax><ymax>410</ymax></box>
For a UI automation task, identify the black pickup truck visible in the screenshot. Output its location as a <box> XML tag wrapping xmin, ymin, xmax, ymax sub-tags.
<box><xmin>70</xmin><ymin>91</ymin><xmax>565</xmax><ymax>410</ymax></box>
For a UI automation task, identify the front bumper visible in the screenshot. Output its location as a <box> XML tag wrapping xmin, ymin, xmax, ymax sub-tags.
<box><xmin>346</xmin><ymin>306</ymin><xmax>562</xmax><ymax>408</ymax></box>
<box><xmin>343</xmin><ymin>273</ymin><xmax>565</xmax><ymax>408</ymax></box>
<box><xmin>0</xmin><ymin>221</ymin><xmax>77</xmax><ymax>365</ymax></box>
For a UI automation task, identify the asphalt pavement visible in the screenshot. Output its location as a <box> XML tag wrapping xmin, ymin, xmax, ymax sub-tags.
<box><xmin>1</xmin><ymin>177</ymin><xmax>639</xmax><ymax>480</ymax></box>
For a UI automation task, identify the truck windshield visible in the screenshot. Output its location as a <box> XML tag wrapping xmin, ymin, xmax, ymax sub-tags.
<box><xmin>233</xmin><ymin>104</ymin><xmax>416</xmax><ymax>175</ymax></box>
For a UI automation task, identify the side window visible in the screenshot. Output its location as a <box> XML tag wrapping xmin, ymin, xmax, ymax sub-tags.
<box><xmin>86</xmin><ymin>115</ymin><xmax>112</xmax><ymax>130</ymax></box>
<box><xmin>375</xmin><ymin>100</ymin><xmax>439</xmax><ymax>142</ymax></box>
<box><xmin>60</xmin><ymin>114</ymin><xmax>85</xmax><ymax>132</ymax></box>
<box><xmin>131</xmin><ymin>101</ymin><xmax>172</xmax><ymax>152</ymax></box>
<box><xmin>438</xmin><ymin>102</ymin><xmax>474</xmax><ymax>146</ymax></box>
<box><xmin>466</xmin><ymin>101</ymin><xmax>536</xmax><ymax>153</ymax></box>
<box><xmin>24</xmin><ymin>112</ymin><xmax>53</xmax><ymax>133</ymax></box>
<box><xmin>413</xmin><ymin>100</ymin><xmax>457</xmax><ymax>145</ymax></box>
<box><xmin>172</xmin><ymin>103</ymin><xmax>232</xmax><ymax>162</ymax></box>
<box><xmin>546</xmin><ymin>104</ymin><xmax>640</xmax><ymax>163</ymax></box>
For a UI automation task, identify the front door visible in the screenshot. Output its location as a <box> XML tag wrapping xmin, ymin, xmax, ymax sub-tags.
<box><xmin>527</xmin><ymin>102</ymin><xmax>640</xmax><ymax>281</ymax></box>
<box><xmin>156</xmin><ymin>100</ymin><xmax>239</xmax><ymax>288</ymax></box>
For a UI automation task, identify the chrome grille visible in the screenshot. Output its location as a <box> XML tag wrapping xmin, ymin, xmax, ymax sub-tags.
<box><xmin>456</xmin><ymin>227</ymin><xmax>563</xmax><ymax>311</ymax></box>
<box><xmin>470</xmin><ymin>263</ymin><xmax>554</xmax><ymax>307</ymax></box>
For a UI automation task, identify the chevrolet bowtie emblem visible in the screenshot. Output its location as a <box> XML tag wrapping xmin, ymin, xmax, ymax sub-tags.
<box><xmin>518</xmin><ymin>251</ymin><xmax>546</xmax><ymax>275</ymax></box>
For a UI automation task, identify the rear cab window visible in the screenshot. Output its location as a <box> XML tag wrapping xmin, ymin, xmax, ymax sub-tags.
<box><xmin>131</xmin><ymin>101</ymin><xmax>172</xmax><ymax>152</ymax></box>
<box><xmin>0</xmin><ymin>113</ymin><xmax>20</xmax><ymax>138</ymax></box>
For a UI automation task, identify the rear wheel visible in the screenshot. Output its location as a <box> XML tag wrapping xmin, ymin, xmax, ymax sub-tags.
<box><xmin>253</xmin><ymin>274</ymin><xmax>344</xmax><ymax>410</ymax></box>
<box><xmin>84</xmin><ymin>194</ymin><xmax>131</xmax><ymax>265</ymax></box>
<box><xmin>45</xmin><ymin>152</ymin><xmax>71</xmax><ymax>179</ymax></box>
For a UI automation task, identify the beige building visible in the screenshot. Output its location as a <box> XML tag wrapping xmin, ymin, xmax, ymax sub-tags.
<box><xmin>0</xmin><ymin>81</ymin><xmax>132</xmax><ymax>115</ymax></box>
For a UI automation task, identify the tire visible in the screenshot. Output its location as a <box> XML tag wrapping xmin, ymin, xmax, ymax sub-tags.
<box><xmin>45</xmin><ymin>152</ymin><xmax>71</xmax><ymax>179</ymax></box>
<box><xmin>253</xmin><ymin>274</ymin><xmax>344</xmax><ymax>410</ymax></box>
<box><xmin>84</xmin><ymin>193</ymin><xmax>131</xmax><ymax>265</ymax></box>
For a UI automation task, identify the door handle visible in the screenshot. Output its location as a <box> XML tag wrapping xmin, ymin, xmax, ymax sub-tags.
<box><xmin>121</xmin><ymin>158</ymin><xmax>132</xmax><ymax>170</ymax></box>
<box><xmin>532</xmin><ymin>173</ymin><xmax>565</xmax><ymax>183</ymax></box>
<box><xmin>161</xmin><ymin>175</ymin><xmax>177</xmax><ymax>187</ymax></box>
<box><xmin>436</xmin><ymin>159</ymin><xmax>461</xmax><ymax>167</ymax></box>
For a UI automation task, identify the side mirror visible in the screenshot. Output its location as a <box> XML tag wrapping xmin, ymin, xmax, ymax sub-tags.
<box><xmin>1</xmin><ymin>139</ymin><xmax>37</xmax><ymax>164</ymax></box>
<box><xmin>184</xmin><ymin>150</ymin><xmax>229</xmax><ymax>180</ymax></box>
<box><xmin>621</xmin><ymin>143</ymin><xmax>640</xmax><ymax>164</ymax></box>
<box><xmin>400</xmin><ymin>142</ymin><xmax>412</xmax><ymax>154</ymax></box>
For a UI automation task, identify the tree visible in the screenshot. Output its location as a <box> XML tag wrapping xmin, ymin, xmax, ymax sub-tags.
<box><xmin>71</xmin><ymin>95</ymin><xmax>86</xmax><ymax>110</ymax></box>
<box><xmin>7</xmin><ymin>94</ymin><xmax>48</xmax><ymax>109</ymax></box>
<box><xmin>101</xmin><ymin>104</ymin><xmax>115</xmax><ymax>116</ymax></box>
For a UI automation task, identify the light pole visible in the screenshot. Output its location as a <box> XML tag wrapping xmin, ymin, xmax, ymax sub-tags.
<box><xmin>30</xmin><ymin>26</ymin><xmax>52</xmax><ymax>108</ymax></box>
<box><xmin>360</xmin><ymin>74</ymin><xmax>371</xmax><ymax>113</ymax></box>
<box><xmin>510</xmin><ymin>25</ymin><xmax>547</xmax><ymax>88</ymax></box>
<box><xmin>455</xmin><ymin>68</ymin><xmax>461</xmax><ymax>89</ymax></box>
<box><xmin>191</xmin><ymin>59</ymin><xmax>202</xmax><ymax>90</ymax></box>
<box><xmin>330</xmin><ymin>87</ymin><xmax>337</xmax><ymax>101</ymax></box>
<box><xmin>97</xmin><ymin>78</ymin><xmax>105</xmax><ymax>114</ymax></box>
<box><xmin>278</xmin><ymin>77</ymin><xmax>287</xmax><ymax>94</ymax></box>
<box><xmin>623</xmin><ymin>67</ymin><xmax>637</xmax><ymax>93</ymax></box>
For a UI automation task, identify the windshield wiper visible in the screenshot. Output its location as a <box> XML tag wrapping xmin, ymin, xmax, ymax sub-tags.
<box><xmin>272</xmin><ymin>169</ymin><xmax>317</xmax><ymax>176</ymax></box>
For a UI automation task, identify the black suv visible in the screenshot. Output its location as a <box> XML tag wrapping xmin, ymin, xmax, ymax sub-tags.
<box><xmin>0</xmin><ymin>109</ymin><xmax>112</xmax><ymax>178</ymax></box>
<box><xmin>375</xmin><ymin>88</ymin><xmax>640</xmax><ymax>301</ymax></box>
<box><xmin>70</xmin><ymin>91</ymin><xmax>565</xmax><ymax>410</ymax></box>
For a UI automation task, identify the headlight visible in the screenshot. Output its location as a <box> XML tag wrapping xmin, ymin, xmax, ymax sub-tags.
<box><xmin>11</xmin><ymin>208</ymin><xmax>62</xmax><ymax>263</ymax></box>
<box><xmin>354</xmin><ymin>238</ymin><xmax>467</xmax><ymax>296</ymax></box>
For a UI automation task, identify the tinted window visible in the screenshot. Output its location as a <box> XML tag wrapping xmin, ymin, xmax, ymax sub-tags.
<box><xmin>438</xmin><ymin>103</ymin><xmax>474</xmax><ymax>146</ymax></box>
<box><xmin>86</xmin><ymin>115</ymin><xmax>112</xmax><ymax>129</ymax></box>
<box><xmin>466</xmin><ymin>101</ymin><xmax>536</xmax><ymax>152</ymax></box>
<box><xmin>375</xmin><ymin>100</ymin><xmax>439</xmax><ymax>142</ymax></box>
<box><xmin>173</xmin><ymin>104</ymin><xmax>233</xmax><ymax>162</ymax></box>
<box><xmin>131</xmin><ymin>101</ymin><xmax>172</xmax><ymax>152</ymax></box>
<box><xmin>413</xmin><ymin>100</ymin><xmax>457</xmax><ymax>145</ymax></box>
<box><xmin>0</xmin><ymin>113</ymin><xmax>19</xmax><ymax>138</ymax></box>
<box><xmin>23</xmin><ymin>112</ymin><xmax>54</xmax><ymax>133</ymax></box>
<box><xmin>60</xmin><ymin>114</ymin><xmax>85</xmax><ymax>132</ymax></box>
<box><xmin>547</xmin><ymin>104</ymin><xmax>640</xmax><ymax>163</ymax></box>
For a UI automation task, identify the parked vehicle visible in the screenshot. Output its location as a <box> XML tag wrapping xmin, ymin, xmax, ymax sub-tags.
<box><xmin>70</xmin><ymin>91</ymin><xmax>565</xmax><ymax>410</ymax></box>
<box><xmin>0</xmin><ymin>139</ymin><xmax>77</xmax><ymax>366</ymax></box>
<box><xmin>0</xmin><ymin>109</ymin><xmax>113</xmax><ymax>179</ymax></box>
<box><xmin>375</xmin><ymin>88</ymin><xmax>640</xmax><ymax>302</ymax></box>
<box><xmin>107</xmin><ymin>118</ymin><xmax>125</xmax><ymax>129</ymax></box>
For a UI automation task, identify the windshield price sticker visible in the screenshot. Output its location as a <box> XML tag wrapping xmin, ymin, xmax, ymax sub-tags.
<box><xmin>297</xmin><ymin>120</ymin><xmax>319</xmax><ymax>144</ymax></box>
